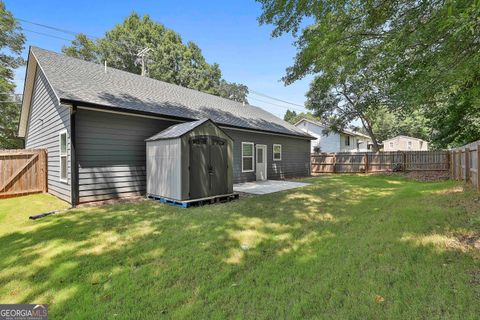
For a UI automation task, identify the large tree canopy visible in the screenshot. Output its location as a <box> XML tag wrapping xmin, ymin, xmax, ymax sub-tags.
<box><xmin>0</xmin><ymin>0</ymin><xmax>24</xmax><ymax>148</ymax></box>
<box><xmin>63</xmin><ymin>13</ymin><xmax>248</xmax><ymax>102</ymax></box>
<box><xmin>283</xmin><ymin>109</ymin><xmax>319</xmax><ymax>125</ymax></box>
<box><xmin>258</xmin><ymin>0</ymin><xmax>480</xmax><ymax>148</ymax></box>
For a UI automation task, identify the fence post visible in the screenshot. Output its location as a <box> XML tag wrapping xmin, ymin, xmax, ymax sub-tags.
<box><xmin>42</xmin><ymin>150</ymin><xmax>47</xmax><ymax>192</ymax></box>
<box><xmin>364</xmin><ymin>153</ymin><xmax>368</xmax><ymax>173</ymax></box>
<box><xmin>465</xmin><ymin>148</ymin><xmax>470</xmax><ymax>183</ymax></box>
<box><xmin>477</xmin><ymin>146</ymin><xmax>480</xmax><ymax>192</ymax></box>
<box><xmin>451</xmin><ymin>151</ymin><xmax>455</xmax><ymax>180</ymax></box>
<box><xmin>447</xmin><ymin>151</ymin><xmax>450</xmax><ymax>178</ymax></box>
<box><xmin>458</xmin><ymin>151</ymin><xmax>461</xmax><ymax>180</ymax></box>
<box><xmin>333</xmin><ymin>154</ymin><xmax>337</xmax><ymax>173</ymax></box>
<box><xmin>402</xmin><ymin>152</ymin><xmax>407</xmax><ymax>171</ymax></box>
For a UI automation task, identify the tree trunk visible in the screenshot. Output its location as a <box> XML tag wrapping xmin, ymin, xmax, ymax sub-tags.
<box><xmin>360</xmin><ymin>117</ymin><xmax>380</xmax><ymax>151</ymax></box>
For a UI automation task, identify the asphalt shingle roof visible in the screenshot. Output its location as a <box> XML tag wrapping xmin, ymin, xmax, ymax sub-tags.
<box><xmin>31</xmin><ymin>47</ymin><xmax>311</xmax><ymax>138</ymax></box>
<box><xmin>145</xmin><ymin>118</ymin><xmax>209</xmax><ymax>141</ymax></box>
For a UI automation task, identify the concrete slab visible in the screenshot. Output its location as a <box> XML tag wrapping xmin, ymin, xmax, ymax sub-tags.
<box><xmin>233</xmin><ymin>180</ymin><xmax>310</xmax><ymax>195</ymax></box>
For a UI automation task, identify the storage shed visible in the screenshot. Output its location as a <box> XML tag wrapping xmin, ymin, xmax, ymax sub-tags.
<box><xmin>146</xmin><ymin>118</ymin><xmax>233</xmax><ymax>201</ymax></box>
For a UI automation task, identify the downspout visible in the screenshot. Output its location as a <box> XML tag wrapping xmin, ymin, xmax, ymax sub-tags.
<box><xmin>70</xmin><ymin>105</ymin><xmax>79</xmax><ymax>207</ymax></box>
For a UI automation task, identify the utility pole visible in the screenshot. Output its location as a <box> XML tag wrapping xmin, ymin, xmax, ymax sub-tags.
<box><xmin>136</xmin><ymin>47</ymin><xmax>153</xmax><ymax>76</ymax></box>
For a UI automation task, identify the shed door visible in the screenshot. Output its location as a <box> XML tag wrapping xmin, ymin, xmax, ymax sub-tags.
<box><xmin>210</xmin><ymin>137</ymin><xmax>228</xmax><ymax>195</ymax></box>
<box><xmin>189</xmin><ymin>137</ymin><xmax>210</xmax><ymax>199</ymax></box>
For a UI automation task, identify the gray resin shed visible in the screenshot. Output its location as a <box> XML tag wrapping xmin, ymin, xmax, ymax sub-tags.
<box><xmin>146</xmin><ymin>118</ymin><xmax>233</xmax><ymax>201</ymax></box>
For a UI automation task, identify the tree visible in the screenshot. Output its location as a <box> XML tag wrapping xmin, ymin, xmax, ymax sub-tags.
<box><xmin>61</xmin><ymin>33</ymin><xmax>99</xmax><ymax>63</ymax></box>
<box><xmin>0</xmin><ymin>1</ymin><xmax>25</xmax><ymax>148</ymax></box>
<box><xmin>283</xmin><ymin>110</ymin><xmax>297</xmax><ymax>123</ymax></box>
<box><xmin>366</xmin><ymin>107</ymin><xmax>430</xmax><ymax>143</ymax></box>
<box><xmin>63</xmin><ymin>13</ymin><xmax>249</xmax><ymax>102</ymax></box>
<box><xmin>217</xmin><ymin>80</ymin><xmax>249</xmax><ymax>103</ymax></box>
<box><xmin>257</xmin><ymin>0</ymin><xmax>480</xmax><ymax>148</ymax></box>
<box><xmin>283</xmin><ymin>109</ymin><xmax>319</xmax><ymax>125</ymax></box>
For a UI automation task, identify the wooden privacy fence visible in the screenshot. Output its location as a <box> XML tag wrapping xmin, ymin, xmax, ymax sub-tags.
<box><xmin>311</xmin><ymin>151</ymin><xmax>450</xmax><ymax>173</ymax></box>
<box><xmin>0</xmin><ymin>149</ymin><xmax>47</xmax><ymax>198</ymax></box>
<box><xmin>450</xmin><ymin>140</ymin><xmax>480</xmax><ymax>191</ymax></box>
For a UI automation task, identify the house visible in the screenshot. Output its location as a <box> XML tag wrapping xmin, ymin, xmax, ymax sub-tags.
<box><xmin>294</xmin><ymin>118</ymin><xmax>373</xmax><ymax>153</ymax></box>
<box><xmin>383</xmin><ymin>135</ymin><xmax>428</xmax><ymax>151</ymax></box>
<box><xmin>18</xmin><ymin>47</ymin><xmax>313</xmax><ymax>205</ymax></box>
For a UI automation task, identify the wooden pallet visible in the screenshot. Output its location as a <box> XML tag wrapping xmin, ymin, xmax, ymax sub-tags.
<box><xmin>147</xmin><ymin>193</ymin><xmax>239</xmax><ymax>208</ymax></box>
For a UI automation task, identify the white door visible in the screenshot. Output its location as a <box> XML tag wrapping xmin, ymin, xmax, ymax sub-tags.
<box><xmin>255</xmin><ymin>144</ymin><xmax>267</xmax><ymax>181</ymax></box>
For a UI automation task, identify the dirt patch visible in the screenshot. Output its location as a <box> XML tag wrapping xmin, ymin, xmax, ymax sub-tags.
<box><xmin>77</xmin><ymin>196</ymin><xmax>146</xmax><ymax>208</ymax></box>
<box><xmin>369</xmin><ymin>170</ymin><xmax>450</xmax><ymax>182</ymax></box>
<box><xmin>455</xmin><ymin>233</ymin><xmax>480</xmax><ymax>251</ymax></box>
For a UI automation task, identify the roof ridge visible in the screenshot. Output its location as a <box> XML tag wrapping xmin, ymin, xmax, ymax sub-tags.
<box><xmin>31</xmin><ymin>46</ymin><xmax>281</xmax><ymax>114</ymax></box>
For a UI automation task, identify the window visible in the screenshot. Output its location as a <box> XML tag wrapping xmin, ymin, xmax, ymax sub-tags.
<box><xmin>407</xmin><ymin>141</ymin><xmax>412</xmax><ymax>150</ymax></box>
<box><xmin>59</xmin><ymin>130</ymin><xmax>67</xmax><ymax>182</ymax></box>
<box><xmin>389</xmin><ymin>142</ymin><xmax>394</xmax><ymax>148</ymax></box>
<box><xmin>242</xmin><ymin>142</ymin><xmax>254</xmax><ymax>172</ymax></box>
<box><xmin>273</xmin><ymin>144</ymin><xmax>282</xmax><ymax>161</ymax></box>
<box><xmin>345</xmin><ymin>136</ymin><xmax>350</xmax><ymax>146</ymax></box>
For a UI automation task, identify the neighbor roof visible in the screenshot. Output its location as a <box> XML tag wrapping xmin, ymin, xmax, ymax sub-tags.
<box><xmin>20</xmin><ymin>47</ymin><xmax>311</xmax><ymax>139</ymax></box>
<box><xmin>295</xmin><ymin>118</ymin><xmax>372</xmax><ymax>139</ymax></box>
<box><xmin>382</xmin><ymin>135</ymin><xmax>428</xmax><ymax>143</ymax></box>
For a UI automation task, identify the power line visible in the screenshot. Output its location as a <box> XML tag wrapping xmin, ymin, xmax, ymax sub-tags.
<box><xmin>248</xmin><ymin>96</ymin><xmax>305</xmax><ymax>113</ymax></box>
<box><xmin>23</xmin><ymin>28</ymin><xmax>73</xmax><ymax>42</ymax></box>
<box><xmin>250</xmin><ymin>90</ymin><xmax>305</xmax><ymax>108</ymax></box>
<box><xmin>18</xmin><ymin>18</ymin><xmax>100</xmax><ymax>39</ymax></box>
<box><xmin>16</xmin><ymin>19</ymin><xmax>309</xmax><ymax>115</ymax></box>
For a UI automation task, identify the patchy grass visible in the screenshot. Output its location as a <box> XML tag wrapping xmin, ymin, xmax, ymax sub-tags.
<box><xmin>0</xmin><ymin>175</ymin><xmax>478</xmax><ymax>319</ymax></box>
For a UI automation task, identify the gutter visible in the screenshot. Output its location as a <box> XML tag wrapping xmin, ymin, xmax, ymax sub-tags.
<box><xmin>61</xmin><ymin>98</ymin><xmax>315</xmax><ymax>140</ymax></box>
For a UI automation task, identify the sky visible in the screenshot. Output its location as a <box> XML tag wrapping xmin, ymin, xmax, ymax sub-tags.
<box><xmin>5</xmin><ymin>0</ymin><xmax>312</xmax><ymax>118</ymax></box>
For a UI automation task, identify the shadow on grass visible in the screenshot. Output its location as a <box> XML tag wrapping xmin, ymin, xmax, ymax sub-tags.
<box><xmin>0</xmin><ymin>175</ymin><xmax>478</xmax><ymax>318</ymax></box>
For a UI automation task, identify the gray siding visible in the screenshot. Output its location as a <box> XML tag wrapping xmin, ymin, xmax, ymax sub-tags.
<box><xmin>76</xmin><ymin>109</ymin><xmax>173</xmax><ymax>203</ymax></box>
<box><xmin>75</xmin><ymin>109</ymin><xmax>310</xmax><ymax>202</ymax></box>
<box><xmin>25</xmin><ymin>68</ymin><xmax>71</xmax><ymax>202</ymax></box>
<box><xmin>224</xmin><ymin>129</ymin><xmax>311</xmax><ymax>183</ymax></box>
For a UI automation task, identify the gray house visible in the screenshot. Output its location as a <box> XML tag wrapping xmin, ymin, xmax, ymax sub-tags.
<box><xmin>18</xmin><ymin>47</ymin><xmax>313</xmax><ymax>205</ymax></box>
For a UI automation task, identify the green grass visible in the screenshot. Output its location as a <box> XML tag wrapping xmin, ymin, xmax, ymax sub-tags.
<box><xmin>0</xmin><ymin>175</ymin><xmax>479</xmax><ymax>319</ymax></box>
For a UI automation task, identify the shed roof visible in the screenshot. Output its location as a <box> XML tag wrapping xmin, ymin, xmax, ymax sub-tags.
<box><xmin>21</xmin><ymin>47</ymin><xmax>312</xmax><ymax>139</ymax></box>
<box><xmin>146</xmin><ymin>118</ymin><xmax>212</xmax><ymax>141</ymax></box>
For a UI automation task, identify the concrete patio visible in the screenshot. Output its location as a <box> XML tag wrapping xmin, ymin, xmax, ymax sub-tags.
<box><xmin>233</xmin><ymin>180</ymin><xmax>310</xmax><ymax>195</ymax></box>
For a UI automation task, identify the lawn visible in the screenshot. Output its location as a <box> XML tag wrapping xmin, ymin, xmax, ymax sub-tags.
<box><xmin>0</xmin><ymin>175</ymin><xmax>478</xmax><ymax>319</ymax></box>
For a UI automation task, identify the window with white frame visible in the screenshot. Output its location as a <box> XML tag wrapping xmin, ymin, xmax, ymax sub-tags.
<box><xmin>273</xmin><ymin>144</ymin><xmax>282</xmax><ymax>161</ymax></box>
<box><xmin>242</xmin><ymin>142</ymin><xmax>254</xmax><ymax>172</ymax></box>
<box><xmin>59</xmin><ymin>131</ymin><xmax>67</xmax><ymax>182</ymax></box>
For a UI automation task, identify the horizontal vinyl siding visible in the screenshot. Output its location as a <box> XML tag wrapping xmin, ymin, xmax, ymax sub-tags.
<box><xmin>224</xmin><ymin>129</ymin><xmax>311</xmax><ymax>183</ymax></box>
<box><xmin>25</xmin><ymin>68</ymin><xmax>71</xmax><ymax>203</ymax></box>
<box><xmin>76</xmin><ymin>109</ymin><xmax>174</xmax><ymax>203</ymax></box>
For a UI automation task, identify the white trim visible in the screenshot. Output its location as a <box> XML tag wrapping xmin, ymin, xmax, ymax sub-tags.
<box><xmin>273</xmin><ymin>144</ymin><xmax>282</xmax><ymax>161</ymax></box>
<box><xmin>31</xmin><ymin>50</ymin><xmax>61</xmax><ymax>103</ymax></box>
<box><xmin>255</xmin><ymin>144</ymin><xmax>268</xmax><ymax>180</ymax></box>
<box><xmin>59</xmin><ymin>129</ymin><xmax>68</xmax><ymax>183</ymax></box>
<box><xmin>241</xmin><ymin>142</ymin><xmax>255</xmax><ymax>173</ymax></box>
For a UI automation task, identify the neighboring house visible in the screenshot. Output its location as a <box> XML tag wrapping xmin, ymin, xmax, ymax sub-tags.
<box><xmin>294</xmin><ymin>118</ymin><xmax>373</xmax><ymax>153</ymax></box>
<box><xmin>18</xmin><ymin>47</ymin><xmax>313</xmax><ymax>205</ymax></box>
<box><xmin>383</xmin><ymin>135</ymin><xmax>428</xmax><ymax>151</ymax></box>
